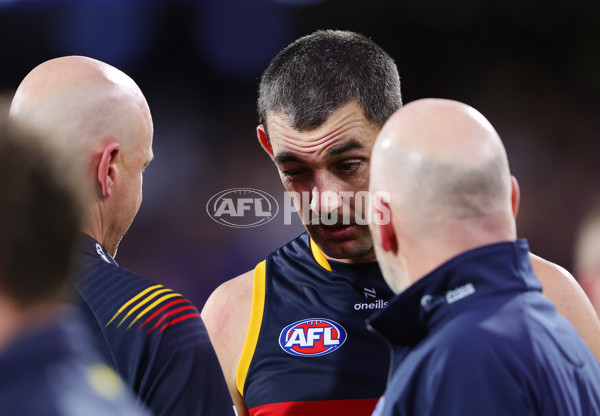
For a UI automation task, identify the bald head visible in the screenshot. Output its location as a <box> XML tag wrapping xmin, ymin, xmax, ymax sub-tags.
<box><xmin>372</xmin><ymin>98</ymin><xmax>513</xmax><ymax>235</ymax></box>
<box><xmin>9</xmin><ymin>56</ymin><xmax>154</xmax><ymax>257</ymax></box>
<box><xmin>370</xmin><ymin>99</ymin><xmax>517</xmax><ymax>290</ymax></box>
<box><xmin>374</xmin><ymin>98</ymin><xmax>504</xmax><ymax>165</ymax></box>
<box><xmin>9</xmin><ymin>56</ymin><xmax>152</xmax><ymax>155</ymax></box>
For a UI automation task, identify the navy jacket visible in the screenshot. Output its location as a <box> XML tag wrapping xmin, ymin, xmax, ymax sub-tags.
<box><xmin>71</xmin><ymin>234</ymin><xmax>234</xmax><ymax>416</ymax></box>
<box><xmin>368</xmin><ymin>240</ymin><xmax>600</xmax><ymax>416</ymax></box>
<box><xmin>0</xmin><ymin>316</ymin><xmax>150</xmax><ymax>416</ymax></box>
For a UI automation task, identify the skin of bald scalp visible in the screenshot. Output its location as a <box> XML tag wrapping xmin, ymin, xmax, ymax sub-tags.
<box><xmin>9</xmin><ymin>56</ymin><xmax>153</xmax><ymax>257</ymax></box>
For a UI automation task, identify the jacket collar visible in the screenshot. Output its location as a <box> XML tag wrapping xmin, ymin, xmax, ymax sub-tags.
<box><xmin>367</xmin><ymin>240</ymin><xmax>540</xmax><ymax>346</ymax></box>
<box><xmin>77</xmin><ymin>233</ymin><xmax>118</xmax><ymax>266</ymax></box>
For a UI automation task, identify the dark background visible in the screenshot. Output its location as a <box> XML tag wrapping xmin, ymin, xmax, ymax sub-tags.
<box><xmin>1</xmin><ymin>0</ymin><xmax>599</xmax><ymax>308</ymax></box>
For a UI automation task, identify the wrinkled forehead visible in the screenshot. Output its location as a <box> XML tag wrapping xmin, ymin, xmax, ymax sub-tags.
<box><xmin>266</xmin><ymin>101</ymin><xmax>380</xmax><ymax>160</ymax></box>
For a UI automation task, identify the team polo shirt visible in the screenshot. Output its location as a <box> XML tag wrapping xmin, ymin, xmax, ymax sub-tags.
<box><xmin>71</xmin><ymin>233</ymin><xmax>234</xmax><ymax>416</ymax></box>
<box><xmin>368</xmin><ymin>240</ymin><xmax>600</xmax><ymax>416</ymax></box>
<box><xmin>239</xmin><ymin>232</ymin><xmax>394</xmax><ymax>415</ymax></box>
<box><xmin>0</xmin><ymin>316</ymin><xmax>150</xmax><ymax>416</ymax></box>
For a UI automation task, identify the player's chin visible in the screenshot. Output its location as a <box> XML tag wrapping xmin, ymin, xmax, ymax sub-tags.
<box><xmin>308</xmin><ymin>224</ymin><xmax>373</xmax><ymax>258</ymax></box>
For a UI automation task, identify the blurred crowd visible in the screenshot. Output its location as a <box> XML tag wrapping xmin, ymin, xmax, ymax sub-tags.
<box><xmin>1</xmin><ymin>0</ymin><xmax>599</xmax><ymax>308</ymax></box>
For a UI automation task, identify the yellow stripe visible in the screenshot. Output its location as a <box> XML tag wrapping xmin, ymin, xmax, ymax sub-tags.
<box><xmin>127</xmin><ymin>293</ymin><xmax>183</xmax><ymax>329</ymax></box>
<box><xmin>106</xmin><ymin>284</ymin><xmax>163</xmax><ymax>327</ymax></box>
<box><xmin>310</xmin><ymin>238</ymin><xmax>332</xmax><ymax>272</ymax></box>
<box><xmin>236</xmin><ymin>260</ymin><xmax>266</xmax><ymax>396</ymax></box>
<box><xmin>117</xmin><ymin>288</ymin><xmax>173</xmax><ymax>327</ymax></box>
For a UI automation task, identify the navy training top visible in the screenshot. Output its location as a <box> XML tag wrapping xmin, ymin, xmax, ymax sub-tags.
<box><xmin>71</xmin><ymin>233</ymin><xmax>234</xmax><ymax>416</ymax></box>
<box><xmin>368</xmin><ymin>240</ymin><xmax>600</xmax><ymax>416</ymax></box>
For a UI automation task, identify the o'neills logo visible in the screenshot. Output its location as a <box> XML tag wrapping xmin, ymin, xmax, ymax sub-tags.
<box><xmin>354</xmin><ymin>299</ymin><xmax>388</xmax><ymax>311</ymax></box>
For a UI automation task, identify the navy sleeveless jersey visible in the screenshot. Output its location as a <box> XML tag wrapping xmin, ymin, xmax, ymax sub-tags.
<box><xmin>238</xmin><ymin>232</ymin><xmax>394</xmax><ymax>415</ymax></box>
<box><xmin>71</xmin><ymin>233</ymin><xmax>234</xmax><ymax>416</ymax></box>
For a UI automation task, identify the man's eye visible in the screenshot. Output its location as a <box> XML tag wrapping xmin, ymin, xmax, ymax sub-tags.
<box><xmin>337</xmin><ymin>162</ymin><xmax>362</xmax><ymax>172</ymax></box>
<box><xmin>283</xmin><ymin>169</ymin><xmax>307</xmax><ymax>177</ymax></box>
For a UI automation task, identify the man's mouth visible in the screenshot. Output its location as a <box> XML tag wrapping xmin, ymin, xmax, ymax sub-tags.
<box><xmin>316</xmin><ymin>223</ymin><xmax>356</xmax><ymax>239</ymax></box>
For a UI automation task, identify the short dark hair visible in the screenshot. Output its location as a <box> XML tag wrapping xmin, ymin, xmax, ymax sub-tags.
<box><xmin>0</xmin><ymin>109</ymin><xmax>83</xmax><ymax>307</ymax></box>
<box><xmin>258</xmin><ymin>30</ymin><xmax>402</xmax><ymax>137</ymax></box>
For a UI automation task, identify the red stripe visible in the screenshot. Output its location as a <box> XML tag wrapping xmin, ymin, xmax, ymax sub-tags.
<box><xmin>158</xmin><ymin>313</ymin><xmax>201</xmax><ymax>333</ymax></box>
<box><xmin>249</xmin><ymin>398</ymin><xmax>379</xmax><ymax>416</ymax></box>
<box><xmin>145</xmin><ymin>306</ymin><xmax>197</xmax><ymax>334</ymax></box>
<box><xmin>138</xmin><ymin>299</ymin><xmax>190</xmax><ymax>331</ymax></box>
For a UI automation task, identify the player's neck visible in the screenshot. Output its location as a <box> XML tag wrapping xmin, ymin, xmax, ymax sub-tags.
<box><xmin>324</xmin><ymin>248</ymin><xmax>377</xmax><ymax>264</ymax></box>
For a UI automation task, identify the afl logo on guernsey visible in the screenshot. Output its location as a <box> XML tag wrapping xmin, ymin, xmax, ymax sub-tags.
<box><xmin>279</xmin><ymin>318</ymin><xmax>347</xmax><ymax>357</ymax></box>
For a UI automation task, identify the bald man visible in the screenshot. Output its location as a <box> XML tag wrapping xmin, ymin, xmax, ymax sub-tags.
<box><xmin>0</xmin><ymin>110</ymin><xmax>150</xmax><ymax>416</ymax></box>
<box><xmin>10</xmin><ymin>56</ymin><xmax>233</xmax><ymax>416</ymax></box>
<box><xmin>367</xmin><ymin>99</ymin><xmax>600</xmax><ymax>416</ymax></box>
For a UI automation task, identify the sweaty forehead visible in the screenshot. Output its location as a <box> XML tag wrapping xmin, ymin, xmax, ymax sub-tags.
<box><xmin>266</xmin><ymin>101</ymin><xmax>379</xmax><ymax>160</ymax></box>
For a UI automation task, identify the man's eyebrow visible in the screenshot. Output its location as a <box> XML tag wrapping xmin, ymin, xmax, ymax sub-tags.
<box><xmin>274</xmin><ymin>153</ymin><xmax>305</xmax><ymax>164</ymax></box>
<box><xmin>274</xmin><ymin>140</ymin><xmax>365</xmax><ymax>165</ymax></box>
<box><xmin>326</xmin><ymin>140</ymin><xmax>364</xmax><ymax>157</ymax></box>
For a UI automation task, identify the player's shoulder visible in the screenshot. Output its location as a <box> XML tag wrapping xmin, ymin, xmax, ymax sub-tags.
<box><xmin>201</xmin><ymin>267</ymin><xmax>255</xmax><ymax>383</ymax></box>
<box><xmin>529</xmin><ymin>253</ymin><xmax>574</xmax><ymax>285</ymax></box>
<box><xmin>202</xmin><ymin>233</ymin><xmax>310</xmax><ymax>330</ymax></box>
<box><xmin>202</xmin><ymin>268</ymin><xmax>254</xmax><ymax>332</ymax></box>
<box><xmin>529</xmin><ymin>252</ymin><xmax>600</xmax><ymax>361</ymax></box>
<box><xmin>529</xmin><ymin>252</ymin><xmax>591</xmax><ymax>312</ymax></box>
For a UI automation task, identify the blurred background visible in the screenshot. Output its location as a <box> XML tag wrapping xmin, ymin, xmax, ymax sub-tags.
<box><xmin>1</xmin><ymin>0</ymin><xmax>599</xmax><ymax>308</ymax></box>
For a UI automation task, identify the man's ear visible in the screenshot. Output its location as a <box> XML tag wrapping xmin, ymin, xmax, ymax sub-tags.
<box><xmin>373</xmin><ymin>197</ymin><xmax>398</xmax><ymax>255</ymax></box>
<box><xmin>97</xmin><ymin>143</ymin><xmax>120</xmax><ymax>198</ymax></box>
<box><xmin>510</xmin><ymin>175</ymin><xmax>520</xmax><ymax>219</ymax></box>
<box><xmin>257</xmin><ymin>125</ymin><xmax>274</xmax><ymax>159</ymax></box>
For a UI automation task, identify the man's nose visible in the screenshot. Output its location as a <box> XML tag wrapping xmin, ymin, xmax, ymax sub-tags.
<box><xmin>310</xmin><ymin>187</ymin><xmax>344</xmax><ymax>216</ymax></box>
